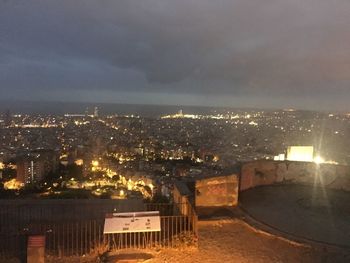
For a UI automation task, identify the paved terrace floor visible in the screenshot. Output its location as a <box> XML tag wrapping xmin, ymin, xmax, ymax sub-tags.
<box><xmin>240</xmin><ymin>184</ymin><xmax>350</xmax><ymax>248</ymax></box>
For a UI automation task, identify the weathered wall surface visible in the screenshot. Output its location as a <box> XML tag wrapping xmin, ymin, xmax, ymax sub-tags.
<box><xmin>240</xmin><ymin>160</ymin><xmax>350</xmax><ymax>192</ymax></box>
<box><xmin>196</xmin><ymin>174</ymin><xmax>238</xmax><ymax>207</ymax></box>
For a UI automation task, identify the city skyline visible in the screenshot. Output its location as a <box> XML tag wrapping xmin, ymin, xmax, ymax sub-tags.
<box><xmin>1</xmin><ymin>1</ymin><xmax>350</xmax><ymax>110</ymax></box>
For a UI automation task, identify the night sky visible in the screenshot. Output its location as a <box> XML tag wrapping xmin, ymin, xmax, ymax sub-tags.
<box><xmin>1</xmin><ymin>0</ymin><xmax>350</xmax><ymax>110</ymax></box>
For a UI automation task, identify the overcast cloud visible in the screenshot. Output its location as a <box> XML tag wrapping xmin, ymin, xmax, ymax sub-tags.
<box><xmin>1</xmin><ymin>0</ymin><xmax>350</xmax><ymax>110</ymax></box>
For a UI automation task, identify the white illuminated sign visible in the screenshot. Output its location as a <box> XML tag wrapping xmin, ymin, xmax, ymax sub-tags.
<box><xmin>287</xmin><ymin>146</ymin><xmax>314</xmax><ymax>162</ymax></box>
<box><xmin>104</xmin><ymin>211</ymin><xmax>161</xmax><ymax>234</ymax></box>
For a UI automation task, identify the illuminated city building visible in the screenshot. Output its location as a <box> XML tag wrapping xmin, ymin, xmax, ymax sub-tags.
<box><xmin>17</xmin><ymin>157</ymin><xmax>45</xmax><ymax>184</ymax></box>
<box><xmin>16</xmin><ymin>150</ymin><xmax>59</xmax><ymax>184</ymax></box>
<box><xmin>94</xmin><ymin>106</ymin><xmax>99</xmax><ymax>118</ymax></box>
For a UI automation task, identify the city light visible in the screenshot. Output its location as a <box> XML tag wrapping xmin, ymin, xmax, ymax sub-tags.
<box><xmin>74</xmin><ymin>159</ymin><xmax>83</xmax><ymax>166</ymax></box>
<box><xmin>92</xmin><ymin>160</ymin><xmax>99</xmax><ymax>167</ymax></box>
<box><xmin>4</xmin><ymin>179</ymin><xmax>23</xmax><ymax>190</ymax></box>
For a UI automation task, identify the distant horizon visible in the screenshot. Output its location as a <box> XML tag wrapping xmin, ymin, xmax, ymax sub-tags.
<box><xmin>0</xmin><ymin>99</ymin><xmax>346</xmax><ymax>115</ymax></box>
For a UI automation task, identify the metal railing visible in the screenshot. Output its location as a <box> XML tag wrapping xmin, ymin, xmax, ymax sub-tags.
<box><xmin>0</xmin><ymin>202</ymin><xmax>198</xmax><ymax>259</ymax></box>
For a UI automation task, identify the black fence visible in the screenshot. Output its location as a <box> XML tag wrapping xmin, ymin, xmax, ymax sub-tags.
<box><xmin>0</xmin><ymin>200</ymin><xmax>198</xmax><ymax>260</ymax></box>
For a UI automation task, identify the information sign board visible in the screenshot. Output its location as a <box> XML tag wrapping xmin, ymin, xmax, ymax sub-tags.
<box><xmin>104</xmin><ymin>211</ymin><xmax>161</xmax><ymax>234</ymax></box>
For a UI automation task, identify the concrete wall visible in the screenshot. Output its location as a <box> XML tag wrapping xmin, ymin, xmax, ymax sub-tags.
<box><xmin>173</xmin><ymin>186</ymin><xmax>186</xmax><ymax>205</ymax></box>
<box><xmin>196</xmin><ymin>174</ymin><xmax>238</xmax><ymax>207</ymax></box>
<box><xmin>240</xmin><ymin>160</ymin><xmax>350</xmax><ymax>192</ymax></box>
<box><xmin>172</xmin><ymin>185</ymin><xmax>191</xmax><ymax>216</ymax></box>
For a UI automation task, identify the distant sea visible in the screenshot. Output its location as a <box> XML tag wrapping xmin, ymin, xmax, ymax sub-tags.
<box><xmin>0</xmin><ymin>100</ymin><xmax>250</xmax><ymax>117</ymax></box>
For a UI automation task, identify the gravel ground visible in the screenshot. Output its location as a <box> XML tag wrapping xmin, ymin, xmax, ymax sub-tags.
<box><xmin>147</xmin><ymin>219</ymin><xmax>350</xmax><ymax>263</ymax></box>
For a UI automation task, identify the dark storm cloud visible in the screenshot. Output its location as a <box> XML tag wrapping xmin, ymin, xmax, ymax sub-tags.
<box><xmin>1</xmin><ymin>0</ymin><xmax>350</xmax><ymax>109</ymax></box>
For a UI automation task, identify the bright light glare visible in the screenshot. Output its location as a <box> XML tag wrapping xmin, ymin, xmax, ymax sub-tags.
<box><xmin>314</xmin><ymin>156</ymin><xmax>325</xmax><ymax>164</ymax></box>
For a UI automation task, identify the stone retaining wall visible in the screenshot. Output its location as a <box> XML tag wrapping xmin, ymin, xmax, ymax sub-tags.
<box><xmin>240</xmin><ymin>160</ymin><xmax>350</xmax><ymax>192</ymax></box>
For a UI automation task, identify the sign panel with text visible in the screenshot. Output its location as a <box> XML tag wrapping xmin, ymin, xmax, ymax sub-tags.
<box><xmin>104</xmin><ymin>211</ymin><xmax>161</xmax><ymax>234</ymax></box>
